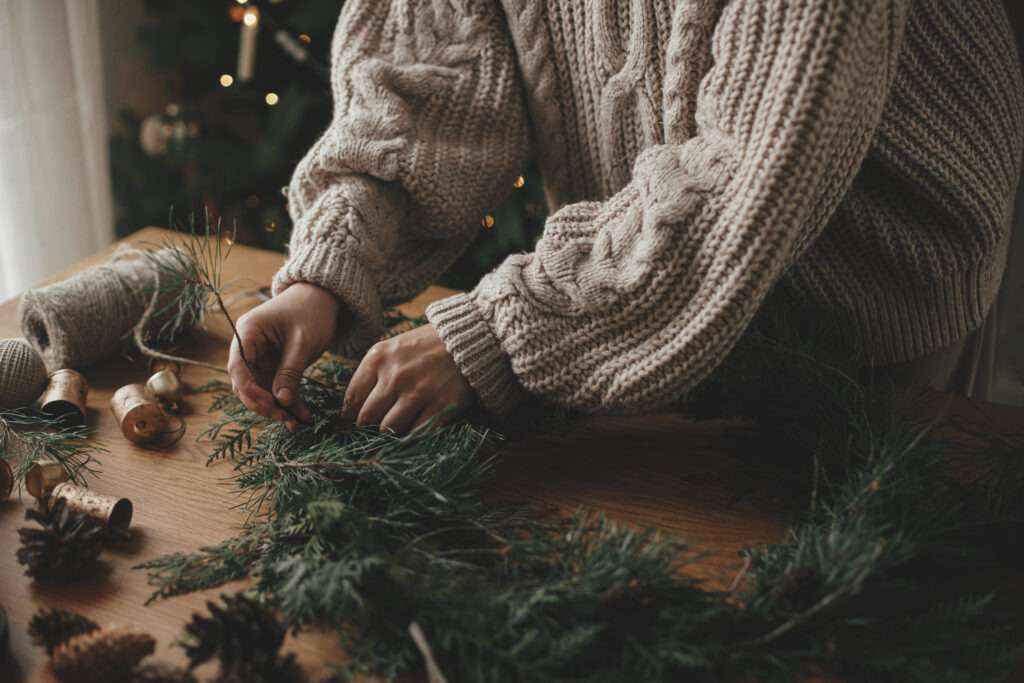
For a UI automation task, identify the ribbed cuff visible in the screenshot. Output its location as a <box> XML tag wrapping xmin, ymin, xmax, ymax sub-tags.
<box><xmin>426</xmin><ymin>293</ymin><xmax>524</xmax><ymax>418</ymax></box>
<box><xmin>843</xmin><ymin>252</ymin><xmax>1006</xmax><ymax>365</ymax></box>
<box><xmin>272</xmin><ymin>239</ymin><xmax>382</xmax><ymax>357</ymax></box>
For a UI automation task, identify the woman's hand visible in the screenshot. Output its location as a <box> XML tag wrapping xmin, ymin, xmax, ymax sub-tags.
<box><xmin>228</xmin><ymin>283</ymin><xmax>340</xmax><ymax>430</ymax></box>
<box><xmin>343</xmin><ymin>324</ymin><xmax>475</xmax><ymax>434</ymax></box>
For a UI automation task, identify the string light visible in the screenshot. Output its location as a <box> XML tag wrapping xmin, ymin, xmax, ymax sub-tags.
<box><xmin>513</xmin><ymin>175</ymin><xmax>525</xmax><ymax>188</ymax></box>
<box><xmin>265</xmin><ymin>92</ymin><xmax>279</xmax><ymax>106</ymax></box>
<box><xmin>243</xmin><ymin>8</ymin><xmax>259</xmax><ymax>26</ymax></box>
<box><xmin>298</xmin><ymin>34</ymin><xmax>311</xmax><ymax>44</ymax></box>
<box><xmin>220</xmin><ymin>74</ymin><xmax>234</xmax><ymax>87</ymax></box>
<box><xmin>481</xmin><ymin>215</ymin><xmax>494</xmax><ymax>228</ymax></box>
<box><xmin>265</xmin><ymin>222</ymin><xmax>276</xmax><ymax>232</ymax></box>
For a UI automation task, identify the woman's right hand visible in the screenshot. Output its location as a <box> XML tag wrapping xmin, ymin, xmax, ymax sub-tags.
<box><xmin>228</xmin><ymin>282</ymin><xmax>341</xmax><ymax>430</ymax></box>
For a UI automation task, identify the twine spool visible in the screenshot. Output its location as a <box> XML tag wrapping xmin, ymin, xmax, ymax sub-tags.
<box><xmin>0</xmin><ymin>338</ymin><xmax>48</xmax><ymax>409</ymax></box>
<box><xmin>17</xmin><ymin>247</ymin><xmax>188</xmax><ymax>371</ymax></box>
<box><xmin>50</xmin><ymin>481</ymin><xmax>133</xmax><ymax>537</ymax></box>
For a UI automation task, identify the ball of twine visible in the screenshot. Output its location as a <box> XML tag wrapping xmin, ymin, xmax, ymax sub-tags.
<box><xmin>0</xmin><ymin>338</ymin><xmax>48</xmax><ymax>409</ymax></box>
<box><xmin>17</xmin><ymin>247</ymin><xmax>188</xmax><ymax>372</ymax></box>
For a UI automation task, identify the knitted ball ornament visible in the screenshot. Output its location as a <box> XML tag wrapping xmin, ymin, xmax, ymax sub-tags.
<box><xmin>0</xmin><ymin>338</ymin><xmax>48</xmax><ymax>409</ymax></box>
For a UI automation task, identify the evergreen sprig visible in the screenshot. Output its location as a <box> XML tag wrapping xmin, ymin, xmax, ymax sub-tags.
<box><xmin>0</xmin><ymin>408</ymin><xmax>103</xmax><ymax>491</ymax></box>
<box><xmin>137</xmin><ymin>305</ymin><xmax>1024</xmax><ymax>682</ymax></box>
<box><xmin>145</xmin><ymin>210</ymin><xmax>235</xmax><ymax>344</ymax></box>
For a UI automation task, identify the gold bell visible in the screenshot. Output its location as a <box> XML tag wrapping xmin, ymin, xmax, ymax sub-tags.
<box><xmin>146</xmin><ymin>369</ymin><xmax>185</xmax><ymax>405</ymax></box>
<box><xmin>25</xmin><ymin>459</ymin><xmax>70</xmax><ymax>498</ymax></box>
<box><xmin>0</xmin><ymin>458</ymin><xmax>12</xmax><ymax>503</ymax></box>
<box><xmin>50</xmin><ymin>481</ymin><xmax>133</xmax><ymax>537</ymax></box>
<box><xmin>110</xmin><ymin>384</ymin><xmax>167</xmax><ymax>444</ymax></box>
<box><xmin>39</xmin><ymin>369</ymin><xmax>88</xmax><ymax>427</ymax></box>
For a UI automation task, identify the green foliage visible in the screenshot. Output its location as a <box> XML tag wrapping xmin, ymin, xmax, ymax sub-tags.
<box><xmin>137</xmin><ymin>309</ymin><xmax>1024</xmax><ymax>682</ymax></box>
<box><xmin>0</xmin><ymin>409</ymin><xmax>104</xmax><ymax>491</ymax></box>
<box><xmin>144</xmin><ymin>211</ymin><xmax>236</xmax><ymax>343</ymax></box>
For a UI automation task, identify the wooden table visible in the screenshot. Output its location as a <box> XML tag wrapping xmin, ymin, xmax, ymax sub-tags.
<box><xmin>0</xmin><ymin>227</ymin><xmax>1021</xmax><ymax>682</ymax></box>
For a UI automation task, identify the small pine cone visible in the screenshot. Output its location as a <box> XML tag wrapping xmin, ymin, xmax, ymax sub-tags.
<box><xmin>51</xmin><ymin>627</ymin><xmax>156</xmax><ymax>683</ymax></box>
<box><xmin>28</xmin><ymin>607</ymin><xmax>100</xmax><ymax>656</ymax></box>
<box><xmin>183</xmin><ymin>594</ymin><xmax>302</xmax><ymax>683</ymax></box>
<box><xmin>132</xmin><ymin>663</ymin><xmax>198</xmax><ymax>683</ymax></box>
<box><xmin>17</xmin><ymin>497</ymin><xmax>105</xmax><ymax>581</ymax></box>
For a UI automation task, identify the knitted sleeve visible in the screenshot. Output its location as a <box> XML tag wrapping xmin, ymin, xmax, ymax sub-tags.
<box><xmin>272</xmin><ymin>0</ymin><xmax>529</xmax><ymax>355</ymax></box>
<box><xmin>426</xmin><ymin>0</ymin><xmax>910</xmax><ymax>417</ymax></box>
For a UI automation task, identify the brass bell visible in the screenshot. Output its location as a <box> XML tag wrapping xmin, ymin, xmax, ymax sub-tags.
<box><xmin>146</xmin><ymin>369</ymin><xmax>185</xmax><ymax>405</ymax></box>
<box><xmin>111</xmin><ymin>384</ymin><xmax>167</xmax><ymax>444</ymax></box>
<box><xmin>25</xmin><ymin>459</ymin><xmax>69</xmax><ymax>498</ymax></box>
<box><xmin>0</xmin><ymin>458</ymin><xmax>12</xmax><ymax>503</ymax></box>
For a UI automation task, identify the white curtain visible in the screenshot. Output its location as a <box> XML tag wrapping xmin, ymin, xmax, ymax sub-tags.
<box><xmin>0</xmin><ymin>0</ymin><xmax>113</xmax><ymax>302</ymax></box>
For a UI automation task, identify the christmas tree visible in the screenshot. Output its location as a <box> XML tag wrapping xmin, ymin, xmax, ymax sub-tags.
<box><xmin>109</xmin><ymin>0</ymin><xmax>547</xmax><ymax>289</ymax></box>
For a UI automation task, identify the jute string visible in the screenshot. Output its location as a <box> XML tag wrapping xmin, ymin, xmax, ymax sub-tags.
<box><xmin>17</xmin><ymin>246</ymin><xmax>198</xmax><ymax>372</ymax></box>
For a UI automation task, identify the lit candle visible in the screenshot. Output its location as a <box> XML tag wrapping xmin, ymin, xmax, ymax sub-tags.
<box><xmin>237</xmin><ymin>8</ymin><xmax>259</xmax><ymax>82</ymax></box>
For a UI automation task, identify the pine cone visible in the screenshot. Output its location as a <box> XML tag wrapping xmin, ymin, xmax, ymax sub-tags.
<box><xmin>131</xmin><ymin>663</ymin><xmax>197</xmax><ymax>683</ymax></box>
<box><xmin>51</xmin><ymin>627</ymin><xmax>155</xmax><ymax>683</ymax></box>
<box><xmin>28</xmin><ymin>607</ymin><xmax>100</xmax><ymax>656</ymax></box>
<box><xmin>183</xmin><ymin>594</ymin><xmax>302</xmax><ymax>683</ymax></box>
<box><xmin>16</xmin><ymin>497</ymin><xmax>105</xmax><ymax>581</ymax></box>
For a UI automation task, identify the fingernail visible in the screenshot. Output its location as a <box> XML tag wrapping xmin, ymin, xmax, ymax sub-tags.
<box><xmin>277</xmin><ymin>388</ymin><xmax>293</xmax><ymax>405</ymax></box>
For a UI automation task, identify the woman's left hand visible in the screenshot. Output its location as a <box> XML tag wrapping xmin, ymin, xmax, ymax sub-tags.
<box><xmin>343</xmin><ymin>323</ymin><xmax>475</xmax><ymax>434</ymax></box>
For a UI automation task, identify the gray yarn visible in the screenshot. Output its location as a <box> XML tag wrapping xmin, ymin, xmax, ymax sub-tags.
<box><xmin>17</xmin><ymin>248</ymin><xmax>188</xmax><ymax>371</ymax></box>
<box><xmin>0</xmin><ymin>338</ymin><xmax>48</xmax><ymax>409</ymax></box>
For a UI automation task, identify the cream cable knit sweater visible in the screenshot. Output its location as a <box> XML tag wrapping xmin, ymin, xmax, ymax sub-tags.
<box><xmin>273</xmin><ymin>0</ymin><xmax>1024</xmax><ymax>417</ymax></box>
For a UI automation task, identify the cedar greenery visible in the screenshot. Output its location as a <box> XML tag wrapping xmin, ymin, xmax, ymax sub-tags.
<box><xmin>136</xmin><ymin>227</ymin><xmax>1024</xmax><ymax>681</ymax></box>
<box><xmin>135</xmin><ymin>312</ymin><xmax>1024</xmax><ymax>682</ymax></box>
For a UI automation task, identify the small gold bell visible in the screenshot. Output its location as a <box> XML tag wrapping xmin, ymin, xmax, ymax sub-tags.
<box><xmin>146</xmin><ymin>369</ymin><xmax>185</xmax><ymax>405</ymax></box>
<box><xmin>25</xmin><ymin>459</ymin><xmax>69</xmax><ymax>498</ymax></box>
<box><xmin>111</xmin><ymin>384</ymin><xmax>167</xmax><ymax>444</ymax></box>
<box><xmin>0</xmin><ymin>458</ymin><xmax>12</xmax><ymax>503</ymax></box>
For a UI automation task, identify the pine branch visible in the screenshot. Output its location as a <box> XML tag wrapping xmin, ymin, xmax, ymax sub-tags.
<box><xmin>0</xmin><ymin>409</ymin><xmax>104</xmax><ymax>491</ymax></box>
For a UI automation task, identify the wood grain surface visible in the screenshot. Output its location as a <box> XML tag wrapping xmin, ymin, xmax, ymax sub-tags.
<box><xmin>0</xmin><ymin>228</ymin><xmax>1021</xmax><ymax>682</ymax></box>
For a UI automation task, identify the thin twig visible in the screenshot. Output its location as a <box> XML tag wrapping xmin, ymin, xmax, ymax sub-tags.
<box><xmin>728</xmin><ymin>555</ymin><xmax>753</xmax><ymax>594</ymax></box>
<box><xmin>274</xmin><ymin>459</ymin><xmax>378</xmax><ymax>470</ymax></box>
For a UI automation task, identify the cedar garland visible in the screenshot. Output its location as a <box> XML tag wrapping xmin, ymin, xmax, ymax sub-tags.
<box><xmin>136</xmin><ymin>228</ymin><xmax>1024</xmax><ymax>682</ymax></box>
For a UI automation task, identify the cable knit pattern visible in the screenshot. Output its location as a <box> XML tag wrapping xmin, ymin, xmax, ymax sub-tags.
<box><xmin>276</xmin><ymin>0</ymin><xmax>1024</xmax><ymax>415</ymax></box>
<box><xmin>273</xmin><ymin>0</ymin><xmax>529</xmax><ymax>355</ymax></box>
